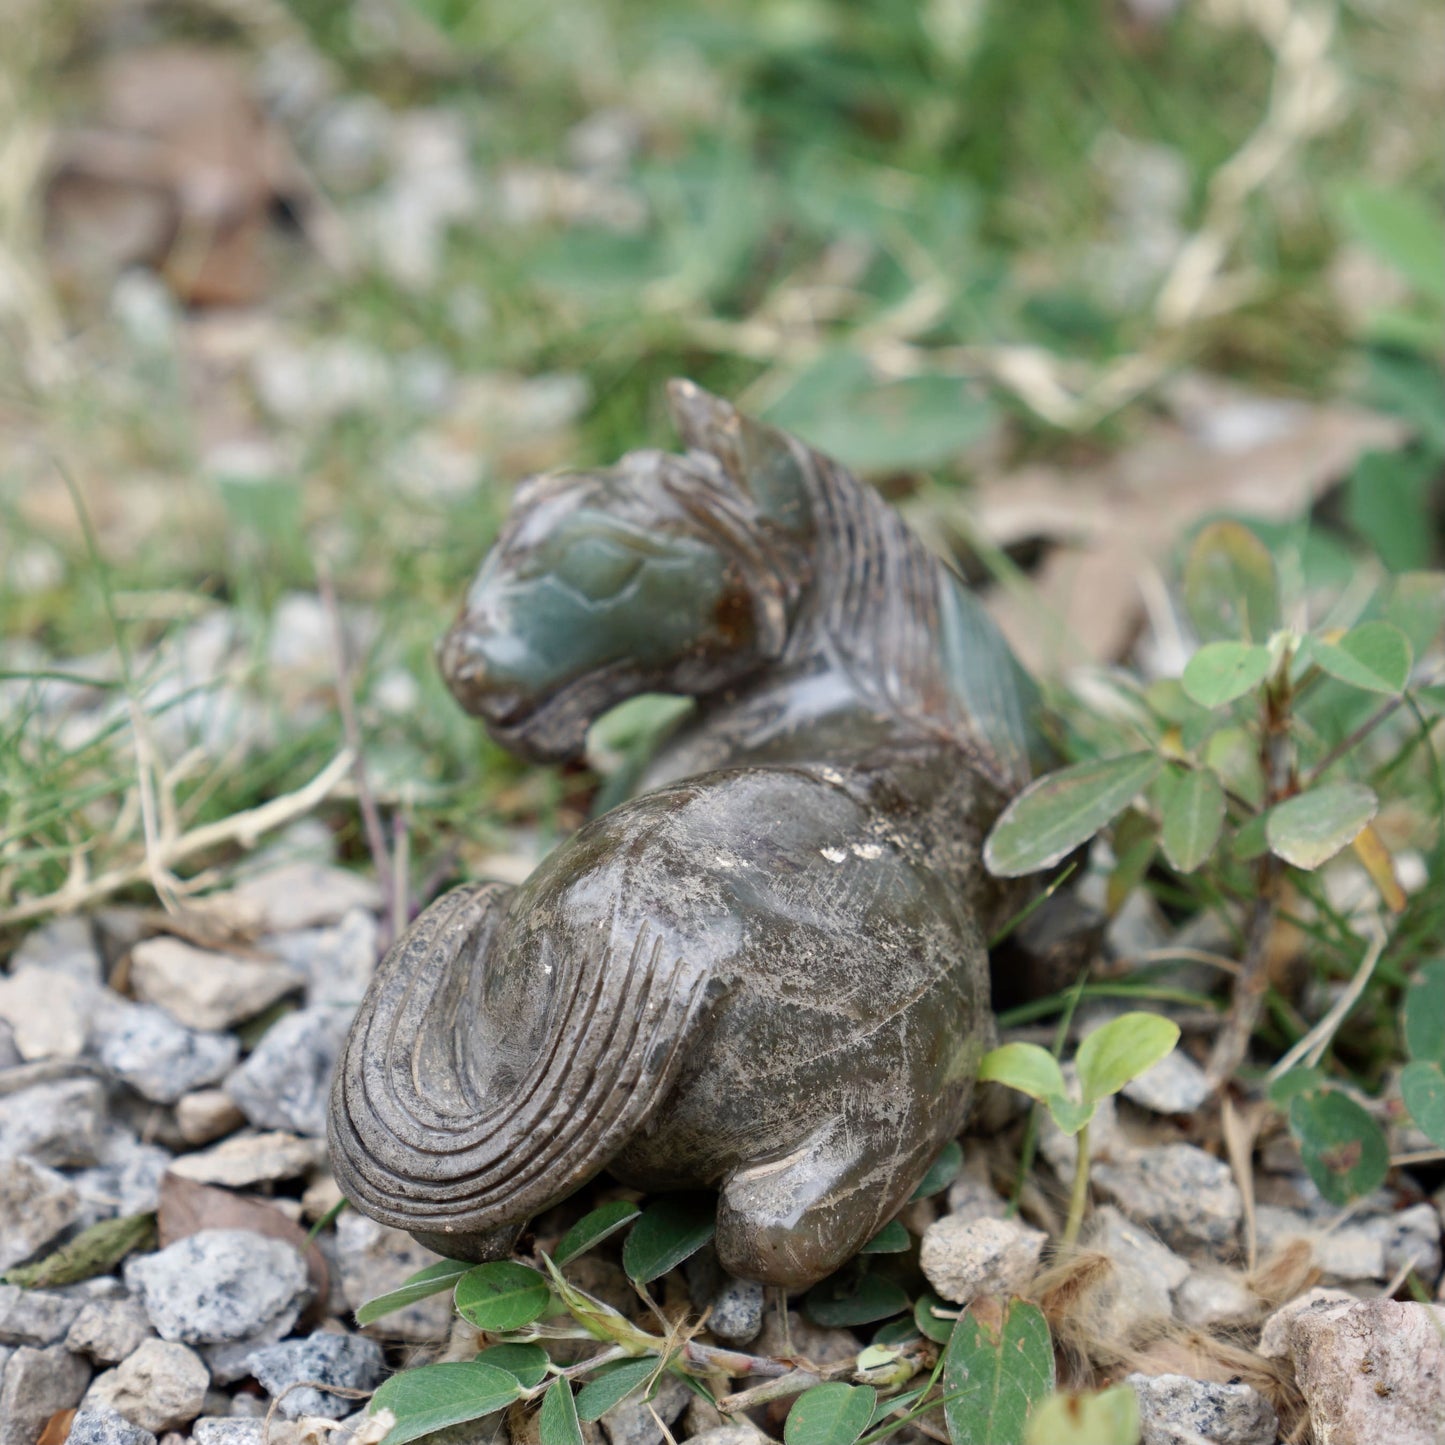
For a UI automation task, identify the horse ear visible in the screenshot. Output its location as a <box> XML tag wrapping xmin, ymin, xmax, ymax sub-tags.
<box><xmin>666</xmin><ymin>379</ymin><xmax>745</xmax><ymax>478</ymax></box>
<box><xmin>666</xmin><ymin>379</ymin><xmax>811</xmax><ymax>532</ymax></box>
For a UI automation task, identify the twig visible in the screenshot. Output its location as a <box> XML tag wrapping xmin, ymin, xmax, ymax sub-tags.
<box><xmin>318</xmin><ymin>567</ymin><xmax>395</xmax><ymax>945</ymax></box>
<box><xmin>1301</xmin><ymin>672</ymin><xmax>1444</xmax><ymax>788</ymax></box>
<box><xmin>0</xmin><ymin>748</ymin><xmax>355</xmax><ymax>927</ymax></box>
<box><xmin>718</xmin><ymin>1369</ymin><xmax>825</xmax><ymax>1413</ymax></box>
<box><xmin>1390</xmin><ymin>1149</ymin><xmax>1445</xmax><ymax>1167</ymax></box>
<box><xmin>1207</xmin><ymin>890</ymin><xmax>1279</xmax><ymax>1089</ymax></box>
<box><xmin>1266</xmin><ymin>925</ymin><xmax>1386</xmax><ymax>1080</ymax></box>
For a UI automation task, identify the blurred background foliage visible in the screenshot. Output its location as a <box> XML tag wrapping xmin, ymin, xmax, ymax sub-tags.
<box><xmin>0</xmin><ymin>0</ymin><xmax>1441</xmax><ymax>918</ymax></box>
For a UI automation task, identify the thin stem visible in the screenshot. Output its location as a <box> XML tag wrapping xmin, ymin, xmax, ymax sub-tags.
<box><xmin>1061</xmin><ymin>1121</ymin><xmax>1091</xmax><ymax>1250</ymax></box>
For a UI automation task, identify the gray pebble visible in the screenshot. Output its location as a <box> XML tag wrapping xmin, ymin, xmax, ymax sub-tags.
<box><xmin>225</xmin><ymin>1007</ymin><xmax>350</xmax><ymax>1137</ymax></box>
<box><xmin>247</xmin><ymin>1330</ymin><xmax>387</xmax><ymax>1418</ymax></box>
<box><xmin>1127</xmin><ymin>1372</ymin><xmax>1278</xmax><ymax>1445</ymax></box>
<box><xmin>0</xmin><ymin>1079</ymin><xmax>108</xmax><ymax>1166</ymax></box>
<box><xmin>0</xmin><ymin>1155</ymin><xmax>83</xmax><ymax>1272</ymax></box>
<box><xmin>706</xmin><ymin>1276</ymin><xmax>764</xmax><ymax>1344</ymax></box>
<box><xmin>0</xmin><ymin>1343</ymin><xmax>92</xmax><ymax>1445</ymax></box>
<box><xmin>65</xmin><ymin>1410</ymin><xmax>157</xmax><ymax>1445</ymax></box>
<box><xmin>0</xmin><ymin>1283</ymin><xmax>83</xmax><ymax>1345</ymax></box>
<box><xmin>1092</xmin><ymin>1144</ymin><xmax>1242</xmax><ymax>1252</ymax></box>
<box><xmin>94</xmin><ymin>1004</ymin><xmax>239</xmax><ymax>1105</ymax></box>
<box><xmin>1120</xmin><ymin>1050</ymin><xmax>1209</xmax><ymax>1116</ymax></box>
<box><xmin>124</xmin><ymin>1229</ymin><xmax>310</xmax><ymax>1346</ymax></box>
<box><xmin>67</xmin><ymin>1296</ymin><xmax>155</xmax><ymax>1364</ymax></box>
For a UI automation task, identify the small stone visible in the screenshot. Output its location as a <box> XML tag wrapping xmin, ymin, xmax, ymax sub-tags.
<box><xmin>1092</xmin><ymin>1144</ymin><xmax>1242</xmax><ymax>1252</ymax></box>
<box><xmin>1126</xmin><ymin>1372</ymin><xmax>1278</xmax><ymax>1445</ymax></box>
<box><xmin>95</xmin><ymin>1004</ymin><xmax>239</xmax><ymax>1105</ymax></box>
<box><xmin>0</xmin><ymin>966</ymin><xmax>95</xmax><ymax>1060</ymax></box>
<box><xmin>334</xmin><ymin>1213</ymin><xmax>452</xmax><ymax>1342</ymax></box>
<box><xmin>919</xmin><ymin>1214</ymin><xmax>1047</xmax><ymax>1304</ymax></box>
<box><xmin>1257</xmin><ymin>1286</ymin><xmax>1357</xmax><ymax>1358</ymax></box>
<box><xmin>0</xmin><ymin>1079</ymin><xmax>108</xmax><ymax>1165</ymax></box>
<box><xmin>175</xmin><ymin>1091</ymin><xmax>246</xmax><ymax>1147</ymax></box>
<box><xmin>0</xmin><ymin>1343</ymin><xmax>92</xmax><ymax>1445</ymax></box>
<box><xmin>129</xmin><ymin>939</ymin><xmax>303</xmax><ymax>1032</ymax></box>
<box><xmin>66</xmin><ymin>1409</ymin><xmax>158</xmax><ymax>1445</ymax></box>
<box><xmin>0</xmin><ymin>1283</ymin><xmax>83</xmax><ymax>1344</ymax></box>
<box><xmin>1173</xmin><ymin>1270</ymin><xmax>1257</xmax><ymax>1328</ymax></box>
<box><xmin>706</xmin><ymin>1276</ymin><xmax>764</xmax><ymax>1344</ymax></box>
<box><xmin>10</xmin><ymin>916</ymin><xmax>104</xmax><ymax>986</ymax></box>
<box><xmin>1121</xmin><ymin>1050</ymin><xmax>1210</xmax><ymax>1116</ymax></box>
<box><xmin>1361</xmin><ymin>1203</ymin><xmax>1442</xmax><ymax>1287</ymax></box>
<box><xmin>72</xmin><ymin>1132</ymin><xmax>173</xmax><ymax>1221</ymax></box>
<box><xmin>1255</xmin><ymin>1205</ymin><xmax>1386</xmax><ymax>1281</ymax></box>
<box><xmin>263</xmin><ymin>908</ymin><xmax>378</xmax><ymax>1011</ymax></box>
<box><xmin>82</xmin><ymin>1339</ymin><xmax>209</xmax><ymax>1433</ymax></box>
<box><xmin>943</xmin><ymin>1159</ymin><xmax>1009</xmax><ymax>1221</ymax></box>
<box><xmin>1288</xmin><ymin>1298</ymin><xmax>1445</xmax><ymax>1445</ymax></box>
<box><xmin>756</xmin><ymin>1311</ymin><xmax>861</xmax><ymax>1368</ymax></box>
<box><xmin>225</xmin><ymin>1008</ymin><xmax>350</xmax><ymax>1138</ymax></box>
<box><xmin>247</xmin><ymin>1330</ymin><xmax>386</xmax><ymax>1418</ymax></box>
<box><xmin>66</xmin><ymin>1297</ymin><xmax>155</xmax><ymax>1364</ymax></box>
<box><xmin>0</xmin><ymin>1155</ymin><xmax>84</xmax><ymax>1271</ymax></box>
<box><xmin>166</xmin><ymin>1131</ymin><xmax>325</xmax><ymax>1189</ymax></box>
<box><xmin>124</xmin><ymin>1229</ymin><xmax>310</xmax><ymax>1346</ymax></box>
<box><xmin>193</xmin><ymin>1424</ymin><xmax>265</xmax><ymax>1445</ymax></box>
<box><xmin>228</xmin><ymin>863</ymin><xmax>382</xmax><ymax>934</ymax></box>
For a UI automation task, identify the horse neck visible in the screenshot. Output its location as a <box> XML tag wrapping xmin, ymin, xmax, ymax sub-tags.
<box><xmin>764</xmin><ymin>442</ymin><xmax>1031</xmax><ymax>796</ymax></box>
<box><xmin>780</xmin><ymin>444</ymin><xmax>946</xmax><ymax>723</ymax></box>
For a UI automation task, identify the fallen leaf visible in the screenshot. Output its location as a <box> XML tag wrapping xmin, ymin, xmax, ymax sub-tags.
<box><xmin>37</xmin><ymin>1411</ymin><xmax>76</xmax><ymax>1445</ymax></box>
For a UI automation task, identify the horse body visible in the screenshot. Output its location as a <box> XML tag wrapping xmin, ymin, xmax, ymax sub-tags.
<box><xmin>328</xmin><ymin>381</ymin><xmax>1040</xmax><ymax>1287</ymax></box>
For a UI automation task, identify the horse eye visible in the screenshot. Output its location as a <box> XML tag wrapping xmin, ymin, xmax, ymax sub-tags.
<box><xmin>557</xmin><ymin>535</ymin><xmax>645</xmax><ymax>602</ymax></box>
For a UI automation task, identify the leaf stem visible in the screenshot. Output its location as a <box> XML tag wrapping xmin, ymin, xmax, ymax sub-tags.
<box><xmin>1061</xmin><ymin>1121</ymin><xmax>1091</xmax><ymax>1249</ymax></box>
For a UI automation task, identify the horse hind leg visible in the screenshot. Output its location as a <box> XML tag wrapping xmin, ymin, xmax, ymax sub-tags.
<box><xmin>715</xmin><ymin>1112</ymin><xmax>923</xmax><ymax>1289</ymax></box>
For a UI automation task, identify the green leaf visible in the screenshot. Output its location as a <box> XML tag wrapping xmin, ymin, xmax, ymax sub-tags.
<box><xmin>1307</xmin><ymin>623</ymin><xmax>1413</xmax><ymax>697</ymax></box>
<box><xmin>765</xmin><ymin>353</ymin><xmax>997</xmax><ymax>474</ymax></box>
<box><xmin>910</xmin><ymin>1139</ymin><xmax>964</xmax><ymax>1200</ymax></box>
<box><xmin>1</xmin><ymin>1211</ymin><xmax>155</xmax><ymax>1290</ymax></box>
<box><xmin>1267</xmin><ymin>783</ymin><xmax>1378</xmax><ymax>870</ymax></box>
<box><xmin>369</xmin><ymin>1361</ymin><xmax>520</xmax><ymax>1445</ymax></box>
<box><xmin>860</xmin><ymin>1220</ymin><xmax>910</xmax><ymax>1254</ymax></box>
<box><xmin>539</xmin><ymin>1378</ymin><xmax>586</xmax><ymax>1445</ymax></box>
<box><xmin>1075</xmin><ymin>1013</ymin><xmax>1181</xmax><ymax>1105</ymax></box>
<box><xmin>1386</xmin><ymin>573</ymin><xmax>1445</xmax><ymax>662</ymax></box>
<box><xmin>1404</xmin><ymin>959</ymin><xmax>1445</xmax><ymax>1065</ymax></box>
<box><xmin>1158</xmin><ymin>768</ymin><xmax>1226</xmax><ymax>874</ymax></box>
<box><xmin>621</xmin><ymin>1194</ymin><xmax>716</xmax><ymax>1284</ymax></box>
<box><xmin>1336</xmin><ymin>184</ymin><xmax>1445</xmax><ymax>302</ymax></box>
<box><xmin>805</xmin><ymin>1271</ymin><xmax>911</xmax><ymax>1327</ymax></box>
<box><xmin>475</xmin><ymin>1343</ymin><xmax>550</xmax><ymax>1390</ymax></box>
<box><xmin>355</xmin><ymin>1258</ymin><xmax>472</xmax><ymax>1326</ymax></box>
<box><xmin>1044</xmin><ymin>1094</ymin><xmax>1095</xmax><ymax>1136</ymax></box>
<box><xmin>979</xmin><ymin>1043</ymin><xmax>1067</xmax><ymax>1104</ymax></box>
<box><xmin>785</xmin><ymin>1383</ymin><xmax>878</xmax><ymax>1445</ymax></box>
<box><xmin>1183</xmin><ymin>520</ymin><xmax>1280</xmax><ymax>644</ymax></box>
<box><xmin>575</xmin><ymin>1358</ymin><xmax>660</xmax><ymax>1421</ymax></box>
<box><xmin>555</xmin><ymin>1200</ymin><xmax>643</xmax><ymax>1267</ymax></box>
<box><xmin>1268</xmin><ymin>1066</ymin><xmax>1328</xmax><ymax>1107</ymax></box>
<box><xmin>1347</xmin><ymin>453</ymin><xmax>1438</xmax><ymax>574</ymax></box>
<box><xmin>984</xmin><ymin>752</ymin><xmax>1162</xmax><ymax>878</ymax></box>
<box><xmin>1289</xmin><ymin>1089</ymin><xmax>1390</xmax><ymax>1206</ymax></box>
<box><xmin>1232</xmin><ymin>813</ymin><xmax>1270</xmax><ymax>863</ymax></box>
<box><xmin>1401</xmin><ymin>1061</ymin><xmax>1445</xmax><ymax>1150</ymax></box>
<box><xmin>914</xmin><ymin>1292</ymin><xmax>956</xmax><ymax>1344</ymax></box>
<box><xmin>454</xmin><ymin>1261</ymin><xmax>552</xmax><ymax>1333</ymax></box>
<box><xmin>942</xmin><ymin>1298</ymin><xmax>1055</xmax><ymax>1445</ymax></box>
<box><xmin>1181</xmin><ymin>642</ymin><xmax>1272</xmax><ymax>709</ymax></box>
<box><xmin>1024</xmin><ymin>1387</ymin><xmax>1141</xmax><ymax>1445</ymax></box>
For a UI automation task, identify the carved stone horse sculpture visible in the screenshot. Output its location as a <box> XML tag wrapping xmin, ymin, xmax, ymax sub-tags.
<box><xmin>328</xmin><ymin>381</ymin><xmax>1044</xmax><ymax>1289</ymax></box>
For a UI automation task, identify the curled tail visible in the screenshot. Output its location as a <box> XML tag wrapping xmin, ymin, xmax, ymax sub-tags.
<box><xmin>328</xmin><ymin>883</ymin><xmax>707</xmax><ymax>1257</ymax></box>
